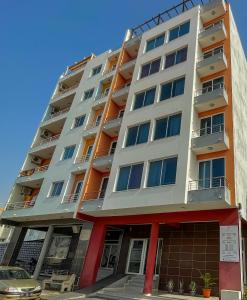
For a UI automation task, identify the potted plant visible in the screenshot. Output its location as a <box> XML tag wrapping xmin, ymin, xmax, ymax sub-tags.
<box><xmin>167</xmin><ymin>279</ymin><xmax>175</xmax><ymax>293</ymax></box>
<box><xmin>178</xmin><ymin>279</ymin><xmax>184</xmax><ymax>294</ymax></box>
<box><xmin>189</xmin><ymin>281</ymin><xmax>197</xmax><ymax>296</ymax></box>
<box><xmin>200</xmin><ymin>272</ymin><xmax>216</xmax><ymax>298</ymax></box>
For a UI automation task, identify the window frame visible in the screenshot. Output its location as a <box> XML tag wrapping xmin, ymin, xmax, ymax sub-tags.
<box><xmin>125</xmin><ymin>121</ymin><xmax>151</xmax><ymax>147</ymax></box>
<box><xmin>159</xmin><ymin>76</ymin><xmax>186</xmax><ymax>101</ymax></box>
<box><xmin>49</xmin><ymin>181</ymin><xmax>64</xmax><ymax>197</ymax></box>
<box><xmin>116</xmin><ymin>162</ymin><xmax>144</xmax><ymax>192</ymax></box>
<box><xmin>62</xmin><ymin>145</ymin><xmax>76</xmax><ymax>161</ymax></box>
<box><xmin>139</xmin><ymin>57</ymin><xmax>161</xmax><ymax>79</ymax></box>
<box><xmin>145</xmin><ymin>33</ymin><xmax>165</xmax><ymax>53</ymax></box>
<box><xmin>83</xmin><ymin>88</ymin><xmax>94</xmax><ymax>100</ymax></box>
<box><xmin>73</xmin><ymin>114</ymin><xmax>86</xmax><ymax>129</ymax></box>
<box><xmin>168</xmin><ymin>20</ymin><xmax>190</xmax><ymax>42</ymax></box>
<box><xmin>146</xmin><ymin>156</ymin><xmax>178</xmax><ymax>188</ymax></box>
<box><xmin>91</xmin><ymin>65</ymin><xmax>102</xmax><ymax>77</ymax></box>
<box><xmin>133</xmin><ymin>86</ymin><xmax>156</xmax><ymax>110</ymax></box>
<box><xmin>164</xmin><ymin>46</ymin><xmax>188</xmax><ymax>69</ymax></box>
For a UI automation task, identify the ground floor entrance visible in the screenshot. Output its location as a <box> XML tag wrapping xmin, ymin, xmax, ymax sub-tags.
<box><xmin>78</xmin><ymin>208</ymin><xmax>244</xmax><ymax>299</ymax></box>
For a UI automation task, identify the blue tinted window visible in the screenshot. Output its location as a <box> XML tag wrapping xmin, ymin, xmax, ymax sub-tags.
<box><xmin>154</xmin><ymin>113</ymin><xmax>181</xmax><ymax>140</ymax></box>
<box><xmin>147</xmin><ymin>160</ymin><xmax>162</xmax><ymax>187</ymax></box>
<box><xmin>74</xmin><ymin>115</ymin><xmax>86</xmax><ymax>128</ymax></box>
<box><xmin>172</xmin><ymin>78</ymin><xmax>185</xmax><ymax>97</ymax></box>
<box><xmin>180</xmin><ymin>21</ymin><xmax>190</xmax><ymax>36</ymax></box>
<box><xmin>146</xmin><ymin>34</ymin><xmax>165</xmax><ymax>52</ymax></box>
<box><xmin>169</xmin><ymin>21</ymin><xmax>190</xmax><ymax>42</ymax></box>
<box><xmin>160</xmin><ymin>82</ymin><xmax>172</xmax><ymax>101</ymax></box>
<box><xmin>116</xmin><ymin>163</ymin><xmax>144</xmax><ymax>191</ymax></box>
<box><xmin>126</xmin><ymin>122</ymin><xmax>150</xmax><ymax>147</ymax></box>
<box><xmin>134</xmin><ymin>88</ymin><xmax>156</xmax><ymax>110</ymax></box>
<box><xmin>165</xmin><ymin>47</ymin><xmax>188</xmax><ymax>69</ymax></box>
<box><xmin>50</xmin><ymin>181</ymin><xmax>64</xmax><ymax>197</ymax></box>
<box><xmin>63</xmin><ymin>145</ymin><xmax>76</xmax><ymax>160</ymax></box>
<box><xmin>167</xmin><ymin>114</ymin><xmax>182</xmax><ymax>137</ymax></box>
<box><xmin>84</xmin><ymin>88</ymin><xmax>94</xmax><ymax>100</ymax></box>
<box><xmin>160</xmin><ymin>77</ymin><xmax>185</xmax><ymax>101</ymax></box>
<box><xmin>154</xmin><ymin>118</ymin><xmax>168</xmax><ymax>140</ymax></box>
<box><xmin>126</xmin><ymin>126</ymin><xmax>138</xmax><ymax>147</ymax></box>
<box><xmin>140</xmin><ymin>58</ymin><xmax>161</xmax><ymax>79</ymax></box>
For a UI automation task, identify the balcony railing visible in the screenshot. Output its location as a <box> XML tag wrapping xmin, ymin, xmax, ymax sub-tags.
<box><xmin>83</xmin><ymin>190</ymin><xmax>106</xmax><ymax>200</ymax></box>
<box><xmin>94</xmin><ymin>149</ymin><xmax>114</xmax><ymax>159</ymax></box>
<box><xmin>95</xmin><ymin>90</ymin><xmax>109</xmax><ymax>101</ymax></box>
<box><xmin>189</xmin><ymin>176</ymin><xmax>228</xmax><ymax>191</ymax></box>
<box><xmin>195</xmin><ymin>82</ymin><xmax>225</xmax><ymax>97</ymax></box>
<box><xmin>62</xmin><ymin>193</ymin><xmax>81</xmax><ymax>204</ymax></box>
<box><xmin>53</xmin><ymin>84</ymin><xmax>79</xmax><ymax>99</ymax></box>
<box><xmin>74</xmin><ymin>154</ymin><xmax>91</xmax><ymax>164</ymax></box>
<box><xmin>201</xmin><ymin>20</ymin><xmax>224</xmax><ymax>33</ymax></box>
<box><xmin>19</xmin><ymin>165</ymin><xmax>49</xmax><ymax>177</ymax></box>
<box><xmin>197</xmin><ymin>47</ymin><xmax>224</xmax><ymax>63</ymax></box>
<box><xmin>45</xmin><ymin>107</ymin><xmax>70</xmax><ymax>121</ymax></box>
<box><xmin>5</xmin><ymin>197</ymin><xmax>37</xmax><ymax>211</ymax></box>
<box><xmin>192</xmin><ymin>123</ymin><xmax>224</xmax><ymax>138</ymax></box>
<box><xmin>34</xmin><ymin>134</ymin><xmax>60</xmax><ymax>147</ymax></box>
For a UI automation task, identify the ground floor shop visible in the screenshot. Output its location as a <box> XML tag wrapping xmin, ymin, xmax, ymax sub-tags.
<box><xmin>78</xmin><ymin>208</ymin><xmax>244</xmax><ymax>299</ymax></box>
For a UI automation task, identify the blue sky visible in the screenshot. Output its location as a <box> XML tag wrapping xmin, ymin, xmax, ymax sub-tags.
<box><xmin>0</xmin><ymin>1</ymin><xmax>246</xmax><ymax>206</ymax></box>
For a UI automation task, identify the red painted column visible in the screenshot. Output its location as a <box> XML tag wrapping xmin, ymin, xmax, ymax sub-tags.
<box><xmin>219</xmin><ymin>209</ymin><xmax>242</xmax><ymax>294</ymax></box>
<box><xmin>143</xmin><ymin>222</ymin><xmax>159</xmax><ymax>295</ymax></box>
<box><xmin>79</xmin><ymin>222</ymin><xmax>106</xmax><ymax>288</ymax></box>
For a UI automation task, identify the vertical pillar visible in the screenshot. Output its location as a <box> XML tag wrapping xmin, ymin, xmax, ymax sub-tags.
<box><xmin>79</xmin><ymin>222</ymin><xmax>106</xmax><ymax>289</ymax></box>
<box><xmin>33</xmin><ymin>225</ymin><xmax>54</xmax><ymax>279</ymax></box>
<box><xmin>1</xmin><ymin>226</ymin><xmax>27</xmax><ymax>266</ymax></box>
<box><xmin>143</xmin><ymin>223</ymin><xmax>159</xmax><ymax>295</ymax></box>
<box><xmin>219</xmin><ymin>209</ymin><xmax>242</xmax><ymax>294</ymax></box>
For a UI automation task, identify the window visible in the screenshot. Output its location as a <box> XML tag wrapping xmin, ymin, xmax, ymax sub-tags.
<box><xmin>118</xmin><ymin>109</ymin><xmax>125</xmax><ymax>118</ymax></box>
<box><xmin>62</xmin><ymin>145</ymin><xmax>76</xmax><ymax>160</ymax></box>
<box><xmin>133</xmin><ymin>87</ymin><xmax>156</xmax><ymax>110</ymax></box>
<box><xmin>203</xmin><ymin>46</ymin><xmax>223</xmax><ymax>59</ymax></box>
<box><xmin>202</xmin><ymin>77</ymin><xmax>224</xmax><ymax>94</ymax></box>
<box><xmin>95</xmin><ymin>114</ymin><xmax>102</xmax><ymax>126</ymax></box>
<box><xmin>147</xmin><ymin>157</ymin><xmax>177</xmax><ymax>187</ymax></box>
<box><xmin>85</xmin><ymin>145</ymin><xmax>93</xmax><ymax>161</ymax></box>
<box><xmin>199</xmin><ymin>158</ymin><xmax>225</xmax><ymax>189</ymax></box>
<box><xmin>146</xmin><ymin>34</ymin><xmax>165</xmax><ymax>52</ymax></box>
<box><xmin>92</xmin><ymin>65</ymin><xmax>102</xmax><ymax>76</ymax></box>
<box><xmin>140</xmin><ymin>58</ymin><xmax>161</xmax><ymax>79</ymax></box>
<box><xmin>50</xmin><ymin>181</ymin><xmax>64</xmax><ymax>197</ymax></box>
<box><xmin>200</xmin><ymin>113</ymin><xmax>224</xmax><ymax>136</ymax></box>
<box><xmin>84</xmin><ymin>88</ymin><xmax>94</xmax><ymax>100</ymax></box>
<box><xmin>169</xmin><ymin>21</ymin><xmax>190</xmax><ymax>42</ymax></box>
<box><xmin>116</xmin><ymin>163</ymin><xmax>144</xmax><ymax>191</ymax></box>
<box><xmin>165</xmin><ymin>47</ymin><xmax>188</xmax><ymax>69</ymax></box>
<box><xmin>160</xmin><ymin>77</ymin><xmax>185</xmax><ymax>101</ymax></box>
<box><xmin>109</xmin><ymin>141</ymin><xmax>117</xmax><ymax>155</ymax></box>
<box><xmin>74</xmin><ymin>115</ymin><xmax>86</xmax><ymax>128</ymax></box>
<box><xmin>126</xmin><ymin>122</ymin><xmax>150</xmax><ymax>147</ymax></box>
<box><xmin>154</xmin><ymin>113</ymin><xmax>182</xmax><ymax>140</ymax></box>
<box><xmin>99</xmin><ymin>177</ymin><xmax>109</xmax><ymax>199</ymax></box>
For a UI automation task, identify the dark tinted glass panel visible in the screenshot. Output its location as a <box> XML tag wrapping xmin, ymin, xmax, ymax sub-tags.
<box><xmin>165</xmin><ymin>53</ymin><xmax>176</xmax><ymax>68</ymax></box>
<box><xmin>140</xmin><ymin>64</ymin><xmax>150</xmax><ymax>79</ymax></box>
<box><xmin>154</xmin><ymin>118</ymin><xmax>168</xmax><ymax>140</ymax></box>
<box><xmin>146</xmin><ymin>39</ymin><xmax>156</xmax><ymax>52</ymax></box>
<box><xmin>156</xmin><ymin>35</ymin><xmax>165</xmax><ymax>47</ymax></box>
<box><xmin>128</xmin><ymin>164</ymin><xmax>144</xmax><ymax>189</ymax></box>
<box><xmin>172</xmin><ymin>78</ymin><xmax>185</xmax><ymax>97</ymax></box>
<box><xmin>179</xmin><ymin>21</ymin><xmax>190</xmax><ymax>36</ymax></box>
<box><xmin>147</xmin><ymin>160</ymin><xmax>162</xmax><ymax>187</ymax></box>
<box><xmin>150</xmin><ymin>58</ymin><xmax>161</xmax><ymax>75</ymax></box>
<box><xmin>161</xmin><ymin>157</ymin><xmax>177</xmax><ymax>185</ymax></box>
<box><xmin>137</xmin><ymin>123</ymin><xmax>150</xmax><ymax>144</ymax></box>
<box><xmin>144</xmin><ymin>88</ymin><xmax>156</xmax><ymax>106</ymax></box>
<box><xmin>167</xmin><ymin>114</ymin><xmax>182</xmax><ymax>137</ymax></box>
<box><xmin>134</xmin><ymin>93</ymin><xmax>145</xmax><ymax>109</ymax></box>
<box><xmin>169</xmin><ymin>27</ymin><xmax>179</xmax><ymax>41</ymax></box>
<box><xmin>116</xmin><ymin>166</ymin><xmax>130</xmax><ymax>191</ymax></box>
<box><xmin>160</xmin><ymin>82</ymin><xmax>172</xmax><ymax>101</ymax></box>
<box><xmin>126</xmin><ymin>127</ymin><xmax>138</xmax><ymax>147</ymax></box>
<box><xmin>176</xmin><ymin>47</ymin><xmax>188</xmax><ymax>64</ymax></box>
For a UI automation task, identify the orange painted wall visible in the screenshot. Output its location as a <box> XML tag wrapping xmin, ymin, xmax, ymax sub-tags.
<box><xmin>82</xmin><ymin>138</ymin><xmax>95</xmax><ymax>155</ymax></box>
<box><xmin>71</xmin><ymin>173</ymin><xmax>85</xmax><ymax>194</ymax></box>
<box><xmin>198</xmin><ymin>5</ymin><xmax>235</xmax><ymax>205</ymax></box>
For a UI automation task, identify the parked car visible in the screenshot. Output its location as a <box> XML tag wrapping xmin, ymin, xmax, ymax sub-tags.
<box><xmin>0</xmin><ymin>266</ymin><xmax>42</xmax><ymax>299</ymax></box>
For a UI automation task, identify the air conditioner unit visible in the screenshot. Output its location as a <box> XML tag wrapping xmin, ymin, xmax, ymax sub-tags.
<box><xmin>31</xmin><ymin>156</ymin><xmax>42</xmax><ymax>165</ymax></box>
<box><xmin>40</xmin><ymin>129</ymin><xmax>53</xmax><ymax>139</ymax></box>
<box><xmin>20</xmin><ymin>187</ymin><xmax>33</xmax><ymax>196</ymax></box>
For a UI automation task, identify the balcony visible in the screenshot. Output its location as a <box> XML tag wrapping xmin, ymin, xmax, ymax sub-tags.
<box><xmin>199</xmin><ymin>21</ymin><xmax>227</xmax><ymax>48</ymax></box>
<box><xmin>200</xmin><ymin>0</ymin><xmax>227</xmax><ymax>23</ymax></box>
<box><xmin>72</xmin><ymin>155</ymin><xmax>90</xmax><ymax>172</ymax></box>
<box><xmin>52</xmin><ymin>83</ymin><xmax>79</xmax><ymax>102</ymax></box>
<box><xmin>32</xmin><ymin>134</ymin><xmax>60</xmax><ymax>150</ymax></box>
<box><xmin>119</xmin><ymin>59</ymin><xmax>136</xmax><ymax>80</ymax></box>
<box><xmin>112</xmin><ymin>86</ymin><xmax>130</xmax><ymax>106</ymax></box>
<box><xmin>62</xmin><ymin>193</ymin><xmax>81</xmax><ymax>204</ymax></box>
<box><xmin>5</xmin><ymin>196</ymin><xmax>37</xmax><ymax>211</ymax></box>
<box><xmin>188</xmin><ymin>177</ymin><xmax>230</xmax><ymax>207</ymax></box>
<box><xmin>102</xmin><ymin>116</ymin><xmax>122</xmax><ymax>137</ymax></box>
<box><xmin>93</xmin><ymin>151</ymin><xmax>114</xmax><ymax>172</ymax></box>
<box><xmin>16</xmin><ymin>165</ymin><xmax>49</xmax><ymax>183</ymax></box>
<box><xmin>197</xmin><ymin>50</ymin><xmax>227</xmax><ymax>77</ymax></box>
<box><xmin>101</xmin><ymin>68</ymin><xmax>116</xmax><ymax>81</ymax></box>
<box><xmin>81</xmin><ymin>198</ymin><xmax>103</xmax><ymax>213</ymax></box>
<box><xmin>194</xmin><ymin>83</ymin><xmax>228</xmax><ymax>112</ymax></box>
<box><xmin>93</xmin><ymin>91</ymin><xmax>109</xmax><ymax>109</ymax></box>
<box><xmin>191</xmin><ymin>124</ymin><xmax>229</xmax><ymax>155</ymax></box>
<box><xmin>43</xmin><ymin>106</ymin><xmax>70</xmax><ymax>124</ymax></box>
<box><xmin>83</xmin><ymin>123</ymin><xmax>99</xmax><ymax>138</ymax></box>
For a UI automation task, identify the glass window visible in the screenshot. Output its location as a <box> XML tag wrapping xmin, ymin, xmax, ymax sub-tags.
<box><xmin>165</xmin><ymin>47</ymin><xmax>188</xmax><ymax>69</ymax></box>
<box><xmin>154</xmin><ymin>113</ymin><xmax>181</xmax><ymax>140</ymax></box>
<box><xmin>199</xmin><ymin>158</ymin><xmax>225</xmax><ymax>189</ymax></box>
<box><xmin>74</xmin><ymin>115</ymin><xmax>86</xmax><ymax>128</ymax></box>
<box><xmin>169</xmin><ymin>21</ymin><xmax>190</xmax><ymax>42</ymax></box>
<box><xmin>50</xmin><ymin>181</ymin><xmax>64</xmax><ymax>197</ymax></box>
<box><xmin>160</xmin><ymin>77</ymin><xmax>185</xmax><ymax>101</ymax></box>
<box><xmin>202</xmin><ymin>76</ymin><xmax>224</xmax><ymax>94</ymax></box>
<box><xmin>126</xmin><ymin>122</ymin><xmax>150</xmax><ymax>147</ymax></box>
<box><xmin>147</xmin><ymin>157</ymin><xmax>177</xmax><ymax>187</ymax></box>
<box><xmin>92</xmin><ymin>65</ymin><xmax>102</xmax><ymax>76</ymax></box>
<box><xmin>200</xmin><ymin>113</ymin><xmax>224</xmax><ymax>136</ymax></box>
<box><xmin>84</xmin><ymin>88</ymin><xmax>94</xmax><ymax>100</ymax></box>
<box><xmin>62</xmin><ymin>145</ymin><xmax>76</xmax><ymax>160</ymax></box>
<box><xmin>140</xmin><ymin>58</ymin><xmax>161</xmax><ymax>79</ymax></box>
<box><xmin>116</xmin><ymin>163</ymin><xmax>144</xmax><ymax>191</ymax></box>
<box><xmin>134</xmin><ymin>87</ymin><xmax>156</xmax><ymax>110</ymax></box>
<box><xmin>146</xmin><ymin>34</ymin><xmax>165</xmax><ymax>52</ymax></box>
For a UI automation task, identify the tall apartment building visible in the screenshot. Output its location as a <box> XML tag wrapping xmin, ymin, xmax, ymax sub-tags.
<box><xmin>1</xmin><ymin>0</ymin><xmax>247</xmax><ymax>298</ymax></box>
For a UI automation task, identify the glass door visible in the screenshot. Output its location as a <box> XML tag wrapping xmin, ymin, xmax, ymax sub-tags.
<box><xmin>85</xmin><ymin>145</ymin><xmax>93</xmax><ymax>161</ymax></box>
<box><xmin>126</xmin><ymin>239</ymin><xmax>148</xmax><ymax>274</ymax></box>
<box><xmin>98</xmin><ymin>177</ymin><xmax>109</xmax><ymax>199</ymax></box>
<box><xmin>199</xmin><ymin>158</ymin><xmax>225</xmax><ymax>189</ymax></box>
<box><xmin>73</xmin><ymin>181</ymin><xmax>83</xmax><ymax>201</ymax></box>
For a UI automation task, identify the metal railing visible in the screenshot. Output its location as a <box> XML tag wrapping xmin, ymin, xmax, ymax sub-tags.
<box><xmin>195</xmin><ymin>82</ymin><xmax>225</xmax><ymax>96</ymax></box>
<box><xmin>62</xmin><ymin>193</ymin><xmax>81</xmax><ymax>204</ymax></box>
<box><xmin>95</xmin><ymin>90</ymin><xmax>109</xmax><ymax>101</ymax></box>
<box><xmin>192</xmin><ymin>123</ymin><xmax>224</xmax><ymax>138</ymax></box>
<box><xmin>94</xmin><ymin>149</ymin><xmax>114</xmax><ymax>159</ymax></box>
<box><xmin>120</xmin><ymin>58</ymin><xmax>136</xmax><ymax>70</ymax></box>
<box><xmin>45</xmin><ymin>106</ymin><xmax>70</xmax><ymax>121</ymax></box>
<box><xmin>5</xmin><ymin>197</ymin><xmax>37</xmax><ymax>211</ymax></box>
<box><xmin>104</xmin><ymin>114</ymin><xmax>123</xmax><ymax>124</ymax></box>
<box><xmin>85</xmin><ymin>122</ymin><xmax>99</xmax><ymax>131</ymax></box>
<box><xmin>74</xmin><ymin>155</ymin><xmax>91</xmax><ymax>164</ymax></box>
<box><xmin>35</xmin><ymin>134</ymin><xmax>60</xmax><ymax>147</ymax></box>
<box><xmin>19</xmin><ymin>165</ymin><xmax>49</xmax><ymax>177</ymax></box>
<box><xmin>189</xmin><ymin>176</ymin><xmax>228</xmax><ymax>191</ymax></box>
<box><xmin>112</xmin><ymin>85</ymin><xmax>130</xmax><ymax>96</ymax></box>
<box><xmin>53</xmin><ymin>83</ymin><xmax>79</xmax><ymax>99</ymax></box>
<box><xmin>83</xmin><ymin>190</ymin><xmax>106</xmax><ymax>200</ymax></box>
<box><xmin>197</xmin><ymin>47</ymin><xmax>224</xmax><ymax>63</ymax></box>
<box><xmin>202</xmin><ymin>20</ymin><xmax>224</xmax><ymax>32</ymax></box>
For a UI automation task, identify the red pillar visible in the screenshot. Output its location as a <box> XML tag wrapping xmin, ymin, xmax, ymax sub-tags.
<box><xmin>143</xmin><ymin>222</ymin><xmax>159</xmax><ymax>295</ymax></box>
<box><xmin>219</xmin><ymin>209</ymin><xmax>242</xmax><ymax>293</ymax></box>
<box><xmin>79</xmin><ymin>222</ymin><xmax>106</xmax><ymax>288</ymax></box>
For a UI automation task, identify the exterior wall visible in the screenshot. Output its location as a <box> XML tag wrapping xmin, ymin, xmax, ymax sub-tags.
<box><xmin>103</xmin><ymin>7</ymin><xmax>200</xmax><ymax>213</ymax></box>
<box><xmin>229</xmin><ymin>8</ymin><xmax>247</xmax><ymax>220</ymax></box>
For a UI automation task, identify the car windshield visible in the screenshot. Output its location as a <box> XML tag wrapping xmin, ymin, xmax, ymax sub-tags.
<box><xmin>0</xmin><ymin>269</ymin><xmax>31</xmax><ymax>280</ymax></box>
